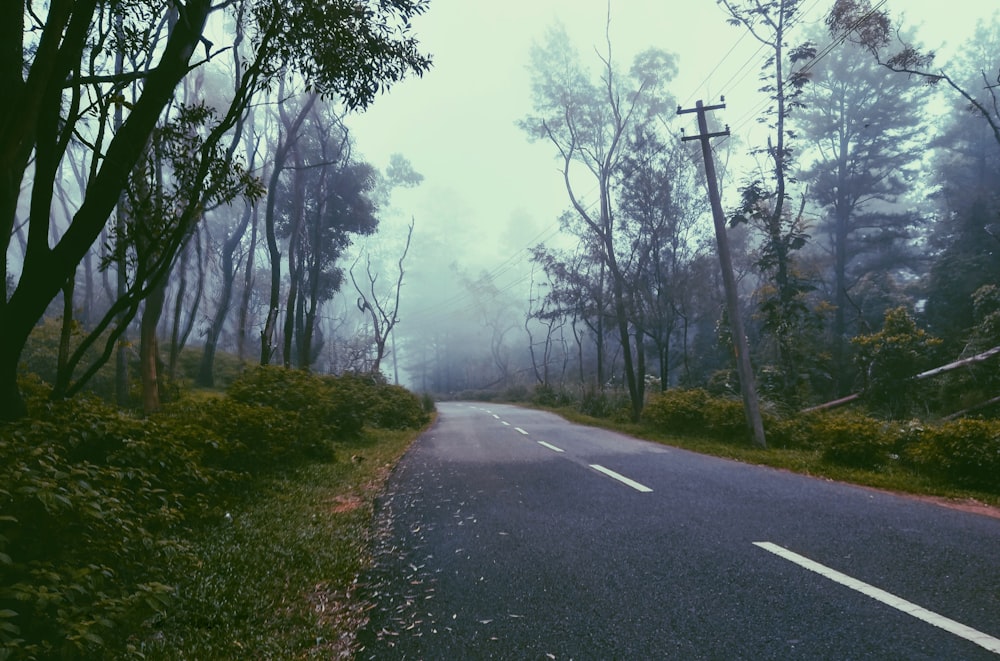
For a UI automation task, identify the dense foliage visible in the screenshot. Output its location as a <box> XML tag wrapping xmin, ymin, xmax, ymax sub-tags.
<box><xmin>0</xmin><ymin>368</ymin><xmax>428</xmax><ymax>658</ymax></box>
<box><xmin>637</xmin><ymin>387</ymin><xmax>1000</xmax><ymax>494</ymax></box>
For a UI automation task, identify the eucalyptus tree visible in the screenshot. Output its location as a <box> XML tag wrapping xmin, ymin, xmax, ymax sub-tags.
<box><xmin>287</xmin><ymin>118</ymin><xmax>380</xmax><ymax>369</ymax></box>
<box><xmin>520</xmin><ymin>19</ymin><xmax>677</xmax><ymax>420</ymax></box>
<box><xmin>1</xmin><ymin>0</ymin><xmax>431</xmax><ymax>421</ymax></box>
<box><xmin>793</xmin><ymin>26</ymin><xmax>926</xmax><ymax>396</ymax></box>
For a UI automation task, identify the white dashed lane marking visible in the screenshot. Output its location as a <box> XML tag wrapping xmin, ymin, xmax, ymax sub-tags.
<box><xmin>514</xmin><ymin>427</ymin><xmax>529</xmax><ymax>435</ymax></box>
<box><xmin>537</xmin><ymin>441</ymin><xmax>565</xmax><ymax>453</ymax></box>
<box><xmin>589</xmin><ymin>464</ymin><xmax>653</xmax><ymax>493</ymax></box>
<box><xmin>754</xmin><ymin>542</ymin><xmax>1000</xmax><ymax>655</ymax></box>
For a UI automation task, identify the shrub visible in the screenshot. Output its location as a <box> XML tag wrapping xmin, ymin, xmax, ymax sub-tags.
<box><xmin>0</xmin><ymin>398</ymin><xmax>198</xmax><ymax>658</ymax></box>
<box><xmin>642</xmin><ymin>388</ymin><xmax>712</xmax><ymax>435</ymax></box>
<box><xmin>643</xmin><ymin>389</ymin><xmax>755</xmax><ymax>442</ymax></box>
<box><xmin>852</xmin><ymin>307</ymin><xmax>942</xmax><ymax>418</ymax></box>
<box><xmin>20</xmin><ymin>316</ymin><xmax>120</xmax><ymax>403</ymax></box>
<box><xmin>908</xmin><ymin>419</ymin><xmax>1000</xmax><ymax>491</ymax></box>
<box><xmin>538</xmin><ymin>385</ymin><xmax>574</xmax><ymax>408</ymax></box>
<box><xmin>364</xmin><ymin>382</ymin><xmax>430</xmax><ymax>430</ymax></box>
<box><xmin>227</xmin><ymin>366</ymin><xmax>364</xmax><ymax>439</ymax></box>
<box><xmin>763</xmin><ymin>412</ymin><xmax>821</xmax><ymax>449</ymax></box>
<box><xmin>814</xmin><ymin>410</ymin><xmax>899</xmax><ymax>469</ymax></box>
<box><xmin>703</xmin><ymin>397</ymin><xmax>750</xmax><ymax>442</ymax></box>
<box><xmin>579</xmin><ymin>389</ymin><xmax>628</xmax><ymax>419</ymax></box>
<box><xmin>158</xmin><ymin>396</ymin><xmax>331</xmax><ymax>473</ymax></box>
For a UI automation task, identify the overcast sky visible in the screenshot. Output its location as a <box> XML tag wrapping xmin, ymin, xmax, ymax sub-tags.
<box><xmin>344</xmin><ymin>0</ymin><xmax>994</xmax><ymax>350</ymax></box>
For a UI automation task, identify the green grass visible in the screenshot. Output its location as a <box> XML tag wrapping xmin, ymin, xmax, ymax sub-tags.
<box><xmin>552</xmin><ymin>406</ymin><xmax>1000</xmax><ymax>510</ymax></box>
<box><xmin>129</xmin><ymin>424</ymin><xmax>426</xmax><ymax>660</ymax></box>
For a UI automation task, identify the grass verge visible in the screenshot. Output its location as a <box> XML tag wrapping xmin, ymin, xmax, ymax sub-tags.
<box><xmin>130</xmin><ymin>423</ymin><xmax>427</xmax><ymax>660</ymax></box>
<box><xmin>552</xmin><ymin>407</ymin><xmax>1000</xmax><ymax>511</ymax></box>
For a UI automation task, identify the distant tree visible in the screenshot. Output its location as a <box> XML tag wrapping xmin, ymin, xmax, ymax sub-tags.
<box><xmin>918</xmin><ymin>20</ymin><xmax>1000</xmax><ymax>349</ymax></box>
<box><xmin>1</xmin><ymin>0</ymin><xmax>431</xmax><ymax>421</ymax></box>
<box><xmin>529</xmin><ymin>237</ymin><xmax>613</xmax><ymax>389</ymax></box>
<box><xmin>520</xmin><ymin>18</ymin><xmax>677</xmax><ymax>420</ymax></box>
<box><xmin>794</xmin><ymin>26</ymin><xmax>926</xmax><ymax>396</ymax></box>
<box><xmin>351</xmin><ymin>219</ymin><xmax>414</xmax><ymax>377</ymax></box>
<box><xmin>286</xmin><ymin>113</ymin><xmax>380</xmax><ymax>369</ymax></box>
<box><xmin>616</xmin><ymin>127</ymin><xmax>703</xmax><ymax>389</ymax></box>
<box><xmin>261</xmin><ymin>86</ymin><xmax>320</xmax><ymax>366</ymax></box>
<box><xmin>828</xmin><ymin>1</ymin><xmax>1000</xmax><ymax>151</ymax></box>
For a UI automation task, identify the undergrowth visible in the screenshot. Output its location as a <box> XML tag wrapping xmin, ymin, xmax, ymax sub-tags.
<box><xmin>0</xmin><ymin>365</ymin><xmax>430</xmax><ymax>659</ymax></box>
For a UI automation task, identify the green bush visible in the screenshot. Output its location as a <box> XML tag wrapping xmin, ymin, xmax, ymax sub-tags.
<box><xmin>814</xmin><ymin>410</ymin><xmax>899</xmax><ymax>469</ymax></box>
<box><xmin>0</xmin><ymin>398</ymin><xmax>197</xmax><ymax>658</ymax></box>
<box><xmin>852</xmin><ymin>307</ymin><xmax>942</xmax><ymax>418</ymax></box>
<box><xmin>532</xmin><ymin>383</ymin><xmax>574</xmax><ymax>408</ymax></box>
<box><xmin>0</xmin><ymin>364</ymin><xmax>430</xmax><ymax>657</ymax></box>
<box><xmin>642</xmin><ymin>388</ymin><xmax>712</xmax><ymax>435</ymax></box>
<box><xmin>908</xmin><ymin>419</ymin><xmax>1000</xmax><ymax>491</ymax></box>
<box><xmin>763</xmin><ymin>412</ymin><xmax>821</xmax><ymax>449</ymax></box>
<box><xmin>643</xmin><ymin>389</ymin><xmax>753</xmax><ymax>442</ymax></box>
<box><xmin>227</xmin><ymin>366</ymin><xmax>365</xmax><ymax>439</ymax></box>
<box><xmin>364</xmin><ymin>382</ymin><xmax>430</xmax><ymax>430</ymax></box>
<box><xmin>159</xmin><ymin>397</ymin><xmax>332</xmax><ymax>473</ymax></box>
<box><xmin>20</xmin><ymin>316</ymin><xmax>120</xmax><ymax>403</ymax></box>
<box><xmin>703</xmin><ymin>397</ymin><xmax>750</xmax><ymax>442</ymax></box>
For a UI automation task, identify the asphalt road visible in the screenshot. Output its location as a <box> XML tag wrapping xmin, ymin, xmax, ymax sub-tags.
<box><xmin>356</xmin><ymin>402</ymin><xmax>1000</xmax><ymax>660</ymax></box>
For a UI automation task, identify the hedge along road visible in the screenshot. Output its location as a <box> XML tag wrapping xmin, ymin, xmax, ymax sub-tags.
<box><xmin>356</xmin><ymin>402</ymin><xmax>1000</xmax><ymax>660</ymax></box>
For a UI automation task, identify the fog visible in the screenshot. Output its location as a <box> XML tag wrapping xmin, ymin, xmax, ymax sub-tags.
<box><xmin>343</xmin><ymin>0</ymin><xmax>993</xmax><ymax>393</ymax></box>
<box><xmin>5</xmin><ymin>0</ymin><xmax>999</xmax><ymax>418</ymax></box>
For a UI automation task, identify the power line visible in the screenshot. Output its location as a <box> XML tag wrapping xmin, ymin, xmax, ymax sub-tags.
<box><xmin>712</xmin><ymin>0</ymin><xmax>889</xmax><ymax>148</ymax></box>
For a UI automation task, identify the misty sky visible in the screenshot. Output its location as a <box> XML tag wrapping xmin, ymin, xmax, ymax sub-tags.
<box><xmin>344</xmin><ymin>0</ymin><xmax>994</xmax><ymax>359</ymax></box>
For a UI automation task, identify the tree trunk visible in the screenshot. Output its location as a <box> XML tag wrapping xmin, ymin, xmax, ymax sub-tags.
<box><xmin>198</xmin><ymin>204</ymin><xmax>251</xmax><ymax>386</ymax></box>
<box><xmin>140</xmin><ymin>279</ymin><xmax>167</xmax><ymax>414</ymax></box>
<box><xmin>0</xmin><ymin>0</ymin><xmax>213</xmax><ymax>421</ymax></box>
<box><xmin>260</xmin><ymin>91</ymin><xmax>318</xmax><ymax>366</ymax></box>
<box><xmin>237</xmin><ymin>204</ymin><xmax>258</xmax><ymax>362</ymax></box>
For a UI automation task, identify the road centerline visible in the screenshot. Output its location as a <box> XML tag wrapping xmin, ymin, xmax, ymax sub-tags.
<box><xmin>537</xmin><ymin>440</ymin><xmax>565</xmax><ymax>453</ymax></box>
<box><xmin>514</xmin><ymin>427</ymin><xmax>529</xmax><ymax>435</ymax></box>
<box><xmin>589</xmin><ymin>464</ymin><xmax>653</xmax><ymax>493</ymax></box>
<box><xmin>754</xmin><ymin>541</ymin><xmax>1000</xmax><ymax>655</ymax></box>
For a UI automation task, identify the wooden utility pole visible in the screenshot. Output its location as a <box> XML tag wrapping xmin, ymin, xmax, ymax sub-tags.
<box><xmin>678</xmin><ymin>99</ymin><xmax>767</xmax><ymax>447</ymax></box>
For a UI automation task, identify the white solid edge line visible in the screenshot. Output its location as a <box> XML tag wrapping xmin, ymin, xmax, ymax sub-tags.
<box><xmin>537</xmin><ymin>440</ymin><xmax>565</xmax><ymax>453</ymax></box>
<box><xmin>589</xmin><ymin>464</ymin><xmax>653</xmax><ymax>493</ymax></box>
<box><xmin>514</xmin><ymin>427</ymin><xmax>529</xmax><ymax>435</ymax></box>
<box><xmin>753</xmin><ymin>542</ymin><xmax>1000</xmax><ymax>655</ymax></box>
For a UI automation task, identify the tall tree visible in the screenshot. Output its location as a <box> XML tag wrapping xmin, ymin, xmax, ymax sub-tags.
<box><xmin>616</xmin><ymin>127</ymin><xmax>703</xmax><ymax>387</ymax></box>
<box><xmin>520</xmin><ymin>19</ymin><xmax>677</xmax><ymax>421</ymax></box>
<box><xmin>719</xmin><ymin>0</ymin><xmax>817</xmax><ymax>402</ymax></box>
<box><xmin>794</xmin><ymin>26</ymin><xmax>926</xmax><ymax>396</ymax></box>
<box><xmin>828</xmin><ymin>2</ymin><xmax>1000</xmax><ymax>151</ymax></box>
<box><xmin>1</xmin><ymin>0</ymin><xmax>431</xmax><ymax>421</ymax></box>
<box><xmin>260</xmin><ymin>87</ymin><xmax>319</xmax><ymax>365</ymax></box>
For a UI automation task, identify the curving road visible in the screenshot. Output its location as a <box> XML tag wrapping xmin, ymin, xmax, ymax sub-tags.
<box><xmin>356</xmin><ymin>402</ymin><xmax>1000</xmax><ymax>660</ymax></box>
